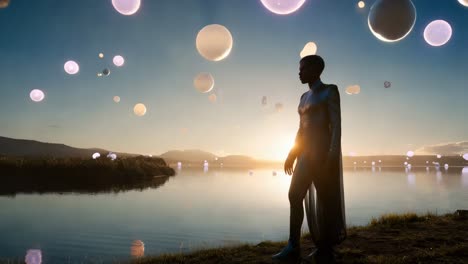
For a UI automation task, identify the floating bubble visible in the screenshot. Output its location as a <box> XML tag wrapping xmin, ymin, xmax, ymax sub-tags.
<box><xmin>378</xmin><ymin>160</ymin><xmax>382</xmax><ymax>163</ymax></box>
<box><xmin>406</xmin><ymin>157</ymin><xmax>409</xmax><ymax>160</ymax></box>
<box><xmin>97</xmin><ymin>72</ymin><xmax>103</xmax><ymax>77</ymax></box>
<box><xmin>345</xmin><ymin>85</ymin><xmax>361</xmax><ymax>95</ymax></box>
<box><xmin>30</xmin><ymin>89</ymin><xmax>45</xmax><ymax>102</ymax></box>
<box><xmin>275</xmin><ymin>102</ymin><xmax>284</xmax><ymax>112</ymax></box>
<box><xmin>300</xmin><ymin>42</ymin><xmax>317</xmax><ymax>58</ymax></box>
<box><xmin>133</xmin><ymin>103</ymin><xmax>147</xmax><ymax>116</ymax></box>
<box><xmin>64</xmin><ymin>60</ymin><xmax>79</xmax><ymax>75</ymax></box>
<box><xmin>260</xmin><ymin>0</ymin><xmax>306</xmax><ymax>15</ymax></box>
<box><xmin>208</xmin><ymin>94</ymin><xmax>217</xmax><ymax>103</ymax></box>
<box><xmin>102</xmin><ymin>68</ymin><xmax>111</xmax><ymax>76</ymax></box>
<box><xmin>98</xmin><ymin>53</ymin><xmax>104</xmax><ymax>59</ymax></box>
<box><xmin>107</xmin><ymin>152</ymin><xmax>117</xmax><ymax>161</ymax></box>
<box><xmin>113</xmin><ymin>55</ymin><xmax>125</xmax><ymax>67</ymax></box>
<box><xmin>459</xmin><ymin>0</ymin><xmax>468</xmax><ymax>7</ymax></box>
<box><xmin>131</xmin><ymin>240</ymin><xmax>145</xmax><ymax>258</ymax></box>
<box><xmin>368</xmin><ymin>0</ymin><xmax>416</xmax><ymax>42</ymax></box>
<box><xmin>436</xmin><ymin>154</ymin><xmax>442</xmax><ymax>159</ymax></box>
<box><xmin>424</xmin><ymin>20</ymin><xmax>452</xmax><ymax>47</ymax></box>
<box><xmin>194</xmin><ymin>73</ymin><xmax>214</xmax><ymax>93</ymax></box>
<box><xmin>384</xmin><ymin>81</ymin><xmax>391</xmax><ymax>88</ymax></box>
<box><xmin>353</xmin><ymin>161</ymin><xmax>357</xmax><ymax>165</ymax></box>
<box><xmin>404</xmin><ymin>161</ymin><xmax>408</xmax><ymax>165</ymax></box>
<box><xmin>25</xmin><ymin>249</ymin><xmax>42</xmax><ymax>264</ymax></box>
<box><xmin>261</xmin><ymin>96</ymin><xmax>267</xmax><ymax>106</ymax></box>
<box><xmin>426</xmin><ymin>161</ymin><xmax>429</xmax><ymax>164</ymax></box>
<box><xmin>196</xmin><ymin>24</ymin><xmax>233</xmax><ymax>61</ymax></box>
<box><xmin>112</xmin><ymin>0</ymin><xmax>141</xmax><ymax>15</ymax></box>
<box><xmin>463</xmin><ymin>153</ymin><xmax>468</xmax><ymax>161</ymax></box>
<box><xmin>358</xmin><ymin>1</ymin><xmax>365</xmax><ymax>9</ymax></box>
<box><xmin>113</xmin><ymin>96</ymin><xmax>121</xmax><ymax>103</ymax></box>
<box><xmin>406</xmin><ymin>150</ymin><xmax>414</xmax><ymax>157</ymax></box>
<box><xmin>92</xmin><ymin>152</ymin><xmax>101</xmax><ymax>159</ymax></box>
<box><xmin>0</xmin><ymin>0</ymin><xmax>9</xmax><ymax>8</ymax></box>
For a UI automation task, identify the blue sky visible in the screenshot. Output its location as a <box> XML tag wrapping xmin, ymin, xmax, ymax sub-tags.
<box><xmin>0</xmin><ymin>0</ymin><xmax>467</xmax><ymax>160</ymax></box>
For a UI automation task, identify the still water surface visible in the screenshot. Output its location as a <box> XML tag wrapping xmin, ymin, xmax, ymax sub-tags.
<box><xmin>1</xmin><ymin>166</ymin><xmax>467</xmax><ymax>263</ymax></box>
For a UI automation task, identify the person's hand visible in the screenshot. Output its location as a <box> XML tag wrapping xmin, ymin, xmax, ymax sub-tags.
<box><xmin>284</xmin><ymin>153</ymin><xmax>295</xmax><ymax>176</ymax></box>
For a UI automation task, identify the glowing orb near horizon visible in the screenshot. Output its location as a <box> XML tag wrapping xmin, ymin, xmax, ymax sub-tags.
<box><xmin>98</xmin><ymin>53</ymin><xmax>104</xmax><ymax>59</ymax></box>
<box><xmin>208</xmin><ymin>94</ymin><xmax>217</xmax><ymax>103</ymax></box>
<box><xmin>112</xmin><ymin>0</ymin><xmax>141</xmax><ymax>15</ymax></box>
<box><xmin>260</xmin><ymin>0</ymin><xmax>306</xmax><ymax>15</ymax></box>
<box><xmin>92</xmin><ymin>152</ymin><xmax>100</xmax><ymax>159</ymax></box>
<box><xmin>133</xmin><ymin>103</ymin><xmax>147</xmax><ymax>116</ymax></box>
<box><xmin>345</xmin><ymin>85</ymin><xmax>361</xmax><ymax>95</ymax></box>
<box><xmin>300</xmin><ymin>42</ymin><xmax>317</xmax><ymax>58</ymax></box>
<box><xmin>406</xmin><ymin>150</ymin><xmax>414</xmax><ymax>157</ymax></box>
<box><xmin>436</xmin><ymin>154</ymin><xmax>442</xmax><ymax>159</ymax></box>
<box><xmin>30</xmin><ymin>89</ymin><xmax>45</xmax><ymax>102</ymax></box>
<box><xmin>113</xmin><ymin>96</ymin><xmax>120</xmax><ymax>103</ymax></box>
<box><xmin>64</xmin><ymin>60</ymin><xmax>79</xmax><ymax>75</ymax></box>
<box><xmin>107</xmin><ymin>152</ymin><xmax>117</xmax><ymax>160</ymax></box>
<box><xmin>372</xmin><ymin>161</ymin><xmax>375</xmax><ymax>166</ymax></box>
<box><xmin>404</xmin><ymin>161</ymin><xmax>408</xmax><ymax>165</ymax></box>
<box><xmin>177</xmin><ymin>162</ymin><xmax>182</xmax><ymax>169</ymax></box>
<box><xmin>194</xmin><ymin>73</ymin><xmax>214</xmax><ymax>93</ymax></box>
<box><xmin>463</xmin><ymin>153</ymin><xmax>468</xmax><ymax>161</ymax></box>
<box><xmin>358</xmin><ymin>1</ymin><xmax>365</xmax><ymax>8</ymax></box>
<box><xmin>368</xmin><ymin>0</ymin><xmax>416</xmax><ymax>42</ymax></box>
<box><xmin>25</xmin><ymin>249</ymin><xmax>42</xmax><ymax>264</ymax></box>
<box><xmin>113</xmin><ymin>55</ymin><xmax>125</xmax><ymax>67</ymax></box>
<box><xmin>131</xmin><ymin>240</ymin><xmax>145</xmax><ymax>258</ymax></box>
<box><xmin>384</xmin><ymin>81</ymin><xmax>391</xmax><ymax>88</ymax></box>
<box><xmin>459</xmin><ymin>0</ymin><xmax>468</xmax><ymax>7</ymax></box>
<box><xmin>424</xmin><ymin>20</ymin><xmax>452</xmax><ymax>47</ymax></box>
<box><xmin>196</xmin><ymin>24</ymin><xmax>233</xmax><ymax>61</ymax></box>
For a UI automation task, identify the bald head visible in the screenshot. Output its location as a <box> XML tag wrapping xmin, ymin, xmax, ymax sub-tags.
<box><xmin>299</xmin><ymin>55</ymin><xmax>325</xmax><ymax>84</ymax></box>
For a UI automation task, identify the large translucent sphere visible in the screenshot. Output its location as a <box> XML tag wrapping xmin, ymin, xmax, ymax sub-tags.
<box><xmin>194</xmin><ymin>73</ymin><xmax>214</xmax><ymax>93</ymax></box>
<box><xmin>0</xmin><ymin>0</ymin><xmax>9</xmax><ymax>8</ymax></box>
<box><xmin>133</xmin><ymin>103</ymin><xmax>147</xmax><ymax>116</ymax></box>
<box><xmin>299</xmin><ymin>42</ymin><xmax>317</xmax><ymax>58</ymax></box>
<box><xmin>64</xmin><ymin>60</ymin><xmax>79</xmax><ymax>75</ymax></box>
<box><xmin>30</xmin><ymin>89</ymin><xmax>45</xmax><ymax>102</ymax></box>
<box><xmin>112</xmin><ymin>0</ymin><xmax>141</xmax><ymax>15</ymax></box>
<box><xmin>368</xmin><ymin>0</ymin><xmax>416</xmax><ymax>42</ymax></box>
<box><xmin>260</xmin><ymin>0</ymin><xmax>306</xmax><ymax>15</ymax></box>
<box><xmin>424</xmin><ymin>20</ymin><xmax>452</xmax><ymax>47</ymax></box>
<box><xmin>196</xmin><ymin>24</ymin><xmax>233</xmax><ymax>61</ymax></box>
<box><xmin>458</xmin><ymin>0</ymin><xmax>468</xmax><ymax>7</ymax></box>
<box><xmin>113</xmin><ymin>55</ymin><xmax>125</xmax><ymax>67</ymax></box>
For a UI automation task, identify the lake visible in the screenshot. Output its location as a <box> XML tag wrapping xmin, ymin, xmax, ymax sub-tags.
<box><xmin>1</xmin><ymin>166</ymin><xmax>467</xmax><ymax>263</ymax></box>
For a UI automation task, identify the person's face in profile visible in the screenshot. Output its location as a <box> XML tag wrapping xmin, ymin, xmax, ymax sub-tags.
<box><xmin>299</xmin><ymin>60</ymin><xmax>320</xmax><ymax>84</ymax></box>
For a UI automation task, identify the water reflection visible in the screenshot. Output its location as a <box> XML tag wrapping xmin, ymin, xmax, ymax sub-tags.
<box><xmin>25</xmin><ymin>249</ymin><xmax>42</xmax><ymax>264</ymax></box>
<box><xmin>131</xmin><ymin>240</ymin><xmax>145</xmax><ymax>258</ymax></box>
<box><xmin>462</xmin><ymin>167</ymin><xmax>468</xmax><ymax>187</ymax></box>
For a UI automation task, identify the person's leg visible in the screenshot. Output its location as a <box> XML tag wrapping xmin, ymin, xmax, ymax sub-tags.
<box><xmin>288</xmin><ymin>155</ymin><xmax>315</xmax><ymax>247</ymax></box>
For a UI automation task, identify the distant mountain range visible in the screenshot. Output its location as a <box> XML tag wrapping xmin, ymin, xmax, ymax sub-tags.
<box><xmin>1</xmin><ymin>136</ymin><xmax>466</xmax><ymax>167</ymax></box>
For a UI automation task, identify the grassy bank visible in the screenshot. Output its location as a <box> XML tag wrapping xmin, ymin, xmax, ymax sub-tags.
<box><xmin>0</xmin><ymin>156</ymin><xmax>175</xmax><ymax>196</ymax></box>
<box><xmin>132</xmin><ymin>212</ymin><xmax>467</xmax><ymax>264</ymax></box>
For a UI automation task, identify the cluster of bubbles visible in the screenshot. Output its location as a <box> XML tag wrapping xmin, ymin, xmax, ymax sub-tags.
<box><xmin>299</xmin><ymin>42</ymin><xmax>317</xmax><ymax>58</ymax></box>
<box><xmin>345</xmin><ymin>85</ymin><xmax>361</xmax><ymax>95</ymax></box>
<box><xmin>260</xmin><ymin>0</ymin><xmax>306</xmax><ymax>15</ymax></box>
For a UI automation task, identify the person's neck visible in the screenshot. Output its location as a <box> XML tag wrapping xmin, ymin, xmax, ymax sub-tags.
<box><xmin>308</xmin><ymin>78</ymin><xmax>322</xmax><ymax>91</ymax></box>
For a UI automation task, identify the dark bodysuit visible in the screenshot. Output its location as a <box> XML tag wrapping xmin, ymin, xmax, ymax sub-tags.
<box><xmin>288</xmin><ymin>80</ymin><xmax>346</xmax><ymax>248</ymax></box>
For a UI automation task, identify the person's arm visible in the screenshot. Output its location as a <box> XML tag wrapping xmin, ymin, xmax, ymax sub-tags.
<box><xmin>327</xmin><ymin>85</ymin><xmax>341</xmax><ymax>159</ymax></box>
<box><xmin>287</xmin><ymin>93</ymin><xmax>306</xmax><ymax>160</ymax></box>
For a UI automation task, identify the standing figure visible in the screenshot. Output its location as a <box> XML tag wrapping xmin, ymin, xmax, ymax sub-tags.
<box><xmin>272</xmin><ymin>55</ymin><xmax>346</xmax><ymax>263</ymax></box>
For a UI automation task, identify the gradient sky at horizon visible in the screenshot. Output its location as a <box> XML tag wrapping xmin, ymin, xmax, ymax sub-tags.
<box><xmin>0</xmin><ymin>0</ymin><xmax>467</xmax><ymax>160</ymax></box>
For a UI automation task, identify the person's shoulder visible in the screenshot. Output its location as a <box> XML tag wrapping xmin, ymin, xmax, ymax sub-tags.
<box><xmin>324</xmin><ymin>83</ymin><xmax>339</xmax><ymax>95</ymax></box>
<box><xmin>300</xmin><ymin>91</ymin><xmax>308</xmax><ymax>100</ymax></box>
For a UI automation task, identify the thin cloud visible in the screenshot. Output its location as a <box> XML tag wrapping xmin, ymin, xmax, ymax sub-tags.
<box><xmin>416</xmin><ymin>141</ymin><xmax>468</xmax><ymax>155</ymax></box>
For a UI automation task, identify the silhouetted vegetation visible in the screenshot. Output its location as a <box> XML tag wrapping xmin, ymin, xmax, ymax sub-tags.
<box><xmin>131</xmin><ymin>212</ymin><xmax>467</xmax><ymax>264</ymax></box>
<box><xmin>0</xmin><ymin>156</ymin><xmax>175</xmax><ymax>196</ymax></box>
